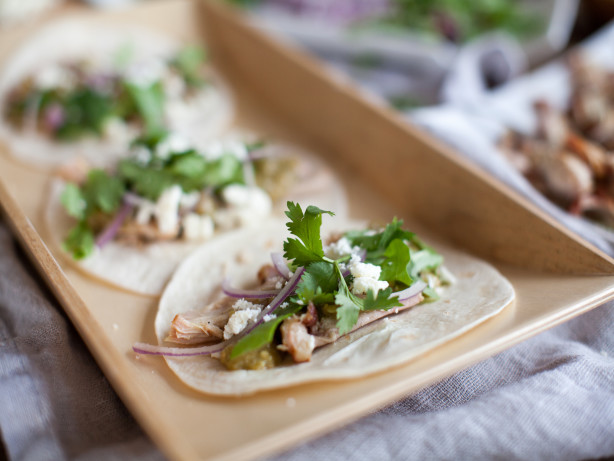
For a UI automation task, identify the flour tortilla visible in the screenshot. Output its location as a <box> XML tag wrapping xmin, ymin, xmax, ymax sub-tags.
<box><xmin>0</xmin><ymin>19</ymin><xmax>233</xmax><ymax>168</ymax></box>
<box><xmin>45</xmin><ymin>147</ymin><xmax>347</xmax><ymax>296</ymax></box>
<box><xmin>154</xmin><ymin>221</ymin><xmax>515</xmax><ymax>396</ymax></box>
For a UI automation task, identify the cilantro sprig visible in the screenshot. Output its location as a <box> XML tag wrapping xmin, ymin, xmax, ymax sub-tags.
<box><xmin>224</xmin><ymin>202</ymin><xmax>445</xmax><ymax>361</ymax></box>
<box><xmin>60</xmin><ymin>133</ymin><xmax>252</xmax><ymax>258</ymax></box>
<box><xmin>60</xmin><ymin>170</ymin><xmax>125</xmax><ymax>259</ymax></box>
<box><xmin>282</xmin><ymin>202</ymin><xmax>434</xmax><ymax>335</ymax></box>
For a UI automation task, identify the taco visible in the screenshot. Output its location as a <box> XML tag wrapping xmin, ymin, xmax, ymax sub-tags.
<box><xmin>0</xmin><ymin>19</ymin><xmax>233</xmax><ymax>168</ymax></box>
<box><xmin>134</xmin><ymin>202</ymin><xmax>515</xmax><ymax>395</ymax></box>
<box><xmin>45</xmin><ymin>133</ymin><xmax>347</xmax><ymax>296</ymax></box>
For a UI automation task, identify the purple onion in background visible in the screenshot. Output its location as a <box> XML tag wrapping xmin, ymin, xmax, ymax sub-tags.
<box><xmin>44</xmin><ymin>103</ymin><xmax>65</xmax><ymax>131</ymax></box>
<box><xmin>267</xmin><ymin>0</ymin><xmax>390</xmax><ymax>25</ymax></box>
<box><xmin>85</xmin><ymin>73</ymin><xmax>115</xmax><ymax>93</ymax></box>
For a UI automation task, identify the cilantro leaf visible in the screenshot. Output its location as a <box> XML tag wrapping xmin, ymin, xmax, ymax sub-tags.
<box><xmin>422</xmin><ymin>286</ymin><xmax>440</xmax><ymax>302</ymax></box>
<box><xmin>117</xmin><ymin>160</ymin><xmax>174</xmax><ymax>200</ymax></box>
<box><xmin>335</xmin><ymin>290</ymin><xmax>361</xmax><ymax>336</ymax></box>
<box><xmin>199</xmin><ymin>154</ymin><xmax>243</xmax><ymax>188</ymax></box>
<box><xmin>361</xmin><ymin>287</ymin><xmax>402</xmax><ymax>311</ymax></box>
<box><xmin>63</xmin><ymin>222</ymin><xmax>95</xmax><ymax>260</ymax></box>
<box><xmin>295</xmin><ymin>261</ymin><xmax>337</xmax><ymax>305</ymax></box>
<box><xmin>170</xmin><ymin>45</ymin><xmax>207</xmax><ymax>88</ymax></box>
<box><xmin>54</xmin><ymin>87</ymin><xmax>115</xmax><ymax>141</ymax></box>
<box><xmin>124</xmin><ymin>81</ymin><xmax>165</xmax><ymax>135</ymax></box>
<box><xmin>380</xmin><ymin>238</ymin><xmax>413</xmax><ymax>287</ymax></box>
<box><xmin>407</xmin><ymin>249</ymin><xmax>443</xmax><ymax>279</ymax></box>
<box><xmin>283</xmin><ymin>202</ymin><xmax>334</xmax><ymax>266</ymax></box>
<box><xmin>60</xmin><ymin>183</ymin><xmax>86</xmax><ymax>220</ymax></box>
<box><xmin>229</xmin><ymin>303</ymin><xmax>301</xmax><ymax>359</ymax></box>
<box><xmin>345</xmin><ymin>217</ymin><xmax>414</xmax><ymax>263</ymax></box>
<box><xmin>82</xmin><ymin>170</ymin><xmax>125</xmax><ymax>214</ymax></box>
<box><xmin>284</xmin><ymin>238</ymin><xmax>325</xmax><ymax>268</ymax></box>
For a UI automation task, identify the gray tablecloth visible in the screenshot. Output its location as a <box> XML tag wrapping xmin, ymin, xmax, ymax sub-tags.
<box><xmin>1</xmin><ymin>214</ymin><xmax>613</xmax><ymax>460</ymax></box>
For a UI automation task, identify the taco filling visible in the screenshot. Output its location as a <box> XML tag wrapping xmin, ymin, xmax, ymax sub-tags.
<box><xmin>3</xmin><ymin>45</ymin><xmax>215</xmax><ymax>143</ymax></box>
<box><xmin>134</xmin><ymin>202</ymin><xmax>453</xmax><ymax>370</ymax></box>
<box><xmin>58</xmin><ymin>132</ymin><xmax>299</xmax><ymax>260</ymax></box>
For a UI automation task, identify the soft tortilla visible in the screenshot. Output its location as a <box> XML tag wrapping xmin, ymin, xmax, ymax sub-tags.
<box><xmin>0</xmin><ymin>19</ymin><xmax>233</xmax><ymax>168</ymax></box>
<box><xmin>154</xmin><ymin>221</ymin><xmax>515</xmax><ymax>396</ymax></box>
<box><xmin>44</xmin><ymin>149</ymin><xmax>347</xmax><ymax>296</ymax></box>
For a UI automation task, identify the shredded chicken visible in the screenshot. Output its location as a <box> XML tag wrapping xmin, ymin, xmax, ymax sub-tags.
<box><xmin>166</xmin><ymin>297</ymin><xmax>235</xmax><ymax>344</ymax></box>
<box><xmin>257</xmin><ymin>264</ymin><xmax>285</xmax><ymax>291</ymax></box>
<box><xmin>115</xmin><ymin>221</ymin><xmax>177</xmax><ymax>245</ymax></box>
<box><xmin>280</xmin><ymin>316</ymin><xmax>315</xmax><ymax>363</ymax></box>
<box><xmin>281</xmin><ymin>292</ymin><xmax>424</xmax><ymax>362</ymax></box>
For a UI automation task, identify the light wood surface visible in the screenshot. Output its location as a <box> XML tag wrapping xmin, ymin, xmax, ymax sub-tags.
<box><xmin>1</xmin><ymin>1</ymin><xmax>614</xmax><ymax>461</ymax></box>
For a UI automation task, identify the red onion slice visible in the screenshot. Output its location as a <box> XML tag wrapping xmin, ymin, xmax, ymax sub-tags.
<box><xmin>132</xmin><ymin>267</ymin><xmax>306</xmax><ymax>357</ymax></box>
<box><xmin>242</xmin><ymin>267</ymin><xmax>305</xmax><ymax>336</ymax></box>
<box><xmin>222</xmin><ymin>278</ymin><xmax>280</xmax><ymax>299</ymax></box>
<box><xmin>271</xmin><ymin>252</ymin><xmax>291</xmax><ymax>279</ymax></box>
<box><xmin>133</xmin><ymin>341</ymin><xmax>229</xmax><ymax>357</ymax></box>
<box><xmin>123</xmin><ymin>192</ymin><xmax>146</xmax><ymax>207</ymax></box>
<box><xmin>391</xmin><ymin>280</ymin><xmax>427</xmax><ymax>301</ymax></box>
<box><xmin>95</xmin><ymin>202</ymin><xmax>133</xmax><ymax>249</ymax></box>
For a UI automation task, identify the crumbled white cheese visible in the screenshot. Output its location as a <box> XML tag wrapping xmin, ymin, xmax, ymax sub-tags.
<box><xmin>135</xmin><ymin>200</ymin><xmax>156</xmax><ymax>225</ymax></box>
<box><xmin>349</xmin><ymin>260</ymin><xmax>381</xmax><ymax>280</ymax></box>
<box><xmin>352</xmin><ymin>277</ymin><xmax>388</xmax><ymax>296</ymax></box>
<box><xmin>180</xmin><ymin>191</ymin><xmax>201</xmax><ymax>211</ymax></box>
<box><xmin>324</xmin><ymin>236</ymin><xmax>361</xmax><ymax>260</ymax></box>
<box><xmin>124</xmin><ymin>57</ymin><xmax>165</xmax><ymax>88</ymax></box>
<box><xmin>131</xmin><ymin>145</ymin><xmax>152</xmax><ymax>165</ymax></box>
<box><xmin>215</xmin><ymin>185</ymin><xmax>272</xmax><ymax>229</ymax></box>
<box><xmin>154</xmin><ymin>185</ymin><xmax>182</xmax><ymax>236</ymax></box>
<box><xmin>275</xmin><ymin>280</ymin><xmax>283</xmax><ymax>290</ymax></box>
<box><xmin>349</xmin><ymin>259</ymin><xmax>388</xmax><ymax>296</ymax></box>
<box><xmin>233</xmin><ymin>298</ymin><xmax>264</xmax><ymax>311</ymax></box>
<box><xmin>182</xmin><ymin>213</ymin><xmax>214</xmax><ymax>241</ymax></box>
<box><xmin>201</xmin><ymin>139</ymin><xmax>248</xmax><ymax>161</ymax></box>
<box><xmin>103</xmin><ymin>117</ymin><xmax>138</xmax><ymax>144</ymax></box>
<box><xmin>262</xmin><ymin>314</ymin><xmax>277</xmax><ymax>322</ymax></box>
<box><xmin>223</xmin><ymin>308</ymin><xmax>260</xmax><ymax>340</ymax></box>
<box><xmin>155</xmin><ymin>132</ymin><xmax>192</xmax><ymax>159</ymax></box>
<box><xmin>163</xmin><ymin>72</ymin><xmax>186</xmax><ymax>99</ymax></box>
<box><xmin>34</xmin><ymin>64</ymin><xmax>74</xmax><ymax>90</ymax></box>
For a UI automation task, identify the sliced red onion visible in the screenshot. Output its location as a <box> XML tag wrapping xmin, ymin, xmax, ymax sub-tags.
<box><xmin>222</xmin><ymin>278</ymin><xmax>280</xmax><ymax>299</ymax></box>
<box><xmin>271</xmin><ymin>252</ymin><xmax>291</xmax><ymax>279</ymax></box>
<box><xmin>391</xmin><ymin>280</ymin><xmax>427</xmax><ymax>301</ymax></box>
<box><xmin>95</xmin><ymin>202</ymin><xmax>133</xmax><ymax>248</ymax></box>
<box><xmin>132</xmin><ymin>341</ymin><xmax>229</xmax><ymax>357</ymax></box>
<box><xmin>123</xmin><ymin>192</ymin><xmax>146</xmax><ymax>207</ymax></box>
<box><xmin>44</xmin><ymin>104</ymin><xmax>65</xmax><ymax>130</ymax></box>
<box><xmin>132</xmin><ymin>267</ymin><xmax>306</xmax><ymax>358</ymax></box>
<box><xmin>243</xmin><ymin>267</ymin><xmax>305</xmax><ymax>335</ymax></box>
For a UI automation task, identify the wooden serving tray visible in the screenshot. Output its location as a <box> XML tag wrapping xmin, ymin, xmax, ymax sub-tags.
<box><xmin>1</xmin><ymin>1</ymin><xmax>614</xmax><ymax>460</ymax></box>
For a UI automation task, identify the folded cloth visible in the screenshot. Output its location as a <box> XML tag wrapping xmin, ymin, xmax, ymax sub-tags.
<box><xmin>1</xmin><ymin>212</ymin><xmax>612</xmax><ymax>460</ymax></box>
<box><xmin>0</xmin><ymin>219</ymin><xmax>163</xmax><ymax>461</ymax></box>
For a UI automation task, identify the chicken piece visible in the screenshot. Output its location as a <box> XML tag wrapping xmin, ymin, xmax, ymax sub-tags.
<box><xmin>313</xmin><ymin>293</ymin><xmax>425</xmax><ymax>349</ymax></box>
<box><xmin>280</xmin><ymin>316</ymin><xmax>315</xmax><ymax>363</ymax></box>
<box><xmin>55</xmin><ymin>157</ymin><xmax>90</xmax><ymax>184</ymax></box>
<box><xmin>257</xmin><ymin>264</ymin><xmax>285</xmax><ymax>291</ymax></box>
<box><xmin>115</xmin><ymin>220</ymin><xmax>177</xmax><ymax>245</ymax></box>
<box><xmin>301</xmin><ymin>301</ymin><xmax>318</xmax><ymax>328</ymax></box>
<box><xmin>166</xmin><ymin>297</ymin><xmax>235</xmax><ymax>344</ymax></box>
